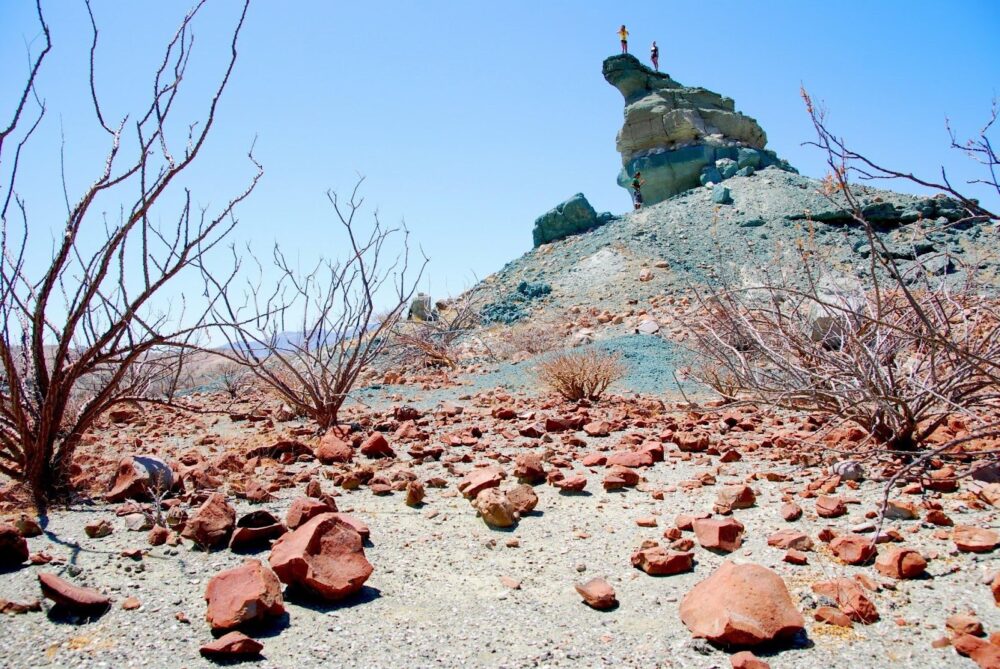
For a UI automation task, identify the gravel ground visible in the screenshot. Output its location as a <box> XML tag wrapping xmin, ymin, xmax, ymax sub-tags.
<box><xmin>2</xmin><ymin>406</ymin><xmax>997</xmax><ymax>669</ymax></box>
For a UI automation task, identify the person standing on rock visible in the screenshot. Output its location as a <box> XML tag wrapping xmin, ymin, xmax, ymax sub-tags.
<box><xmin>618</xmin><ymin>25</ymin><xmax>629</xmax><ymax>54</ymax></box>
<box><xmin>631</xmin><ymin>171</ymin><xmax>645</xmax><ymax>210</ymax></box>
<box><xmin>650</xmin><ymin>41</ymin><xmax>659</xmax><ymax>71</ymax></box>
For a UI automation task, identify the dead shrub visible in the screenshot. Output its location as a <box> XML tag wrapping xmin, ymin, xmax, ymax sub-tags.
<box><xmin>537</xmin><ymin>350</ymin><xmax>625</xmax><ymax>402</ymax></box>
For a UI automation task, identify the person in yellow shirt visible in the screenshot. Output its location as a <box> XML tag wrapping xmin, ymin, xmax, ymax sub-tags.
<box><xmin>618</xmin><ymin>25</ymin><xmax>629</xmax><ymax>54</ymax></box>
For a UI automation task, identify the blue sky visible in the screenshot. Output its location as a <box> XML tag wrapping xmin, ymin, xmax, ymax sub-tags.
<box><xmin>2</xmin><ymin>0</ymin><xmax>999</xmax><ymax>305</ymax></box>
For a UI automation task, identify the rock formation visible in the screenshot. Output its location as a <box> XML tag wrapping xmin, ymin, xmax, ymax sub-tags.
<box><xmin>603</xmin><ymin>54</ymin><xmax>794</xmax><ymax>205</ymax></box>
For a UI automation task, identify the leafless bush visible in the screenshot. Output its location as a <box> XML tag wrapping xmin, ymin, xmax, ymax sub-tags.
<box><xmin>537</xmin><ymin>349</ymin><xmax>625</xmax><ymax>402</ymax></box>
<box><xmin>208</xmin><ymin>179</ymin><xmax>426</xmax><ymax>431</ymax></box>
<box><xmin>390</xmin><ymin>290</ymin><xmax>483</xmax><ymax>369</ymax></box>
<box><xmin>0</xmin><ymin>2</ymin><xmax>257</xmax><ymax>510</ymax></box>
<box><xmin>215</xmin><ymin>360</ymin><xmax>253</xmax><ymax>401</ymax></box>
<box><xmin>686</xmin><ymin>89</ymin><xmax>1000</xmax><ymax>460</ymax></box>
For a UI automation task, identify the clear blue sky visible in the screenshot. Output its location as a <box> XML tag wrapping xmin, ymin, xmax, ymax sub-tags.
<box><xmin>3</xmin><ymin>0</ymin><xmax>999</xmax><ymax>305</ymax></box>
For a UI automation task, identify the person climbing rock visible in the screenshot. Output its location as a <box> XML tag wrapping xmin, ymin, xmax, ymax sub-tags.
<box><xmin>631</xmin><ymin>171</ymin><xmax>645</xmax><ymax>210</ymax></box>
<box><xmin>650</xmin><ymin>41</ymin><xmax>659</xmax><ymax>71</ymax></box>
<box><xmin>618</xmin><ymin>25</ymin><xmax>629</xmax><ymax>54</ymax></box>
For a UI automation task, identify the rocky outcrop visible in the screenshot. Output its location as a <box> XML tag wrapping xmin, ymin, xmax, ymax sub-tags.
<box><xmin>603</xmin><ymin>54</ymin><xmax>794</xmax><ymax>205</ymax></box>
<box><xmin>532</xmin><ymin>194</ymin><xmax>615</xmax><ymax>247</ymax></box>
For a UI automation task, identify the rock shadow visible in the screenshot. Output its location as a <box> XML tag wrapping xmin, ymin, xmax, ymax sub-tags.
<box><xmin>283</xmin><ymin>584</ymin><xmax>382</xmax><ymax>613</ymax></box>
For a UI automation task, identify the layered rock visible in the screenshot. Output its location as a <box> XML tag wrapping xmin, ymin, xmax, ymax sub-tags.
<box><xmin>603</xmin><ymin>54</ymin><xmax>793</xmax><ymax>205</ymax></box>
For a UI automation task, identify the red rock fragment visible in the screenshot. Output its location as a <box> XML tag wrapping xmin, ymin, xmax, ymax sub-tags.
<box><xmin>730</xmin><ymin>650</ymin><xmax>771</xmax><ymax>669</ymax></box>
<box><xmin>830</xmin><ymin>534</ymin><xmax>877</xmax><ymax>564</ymax></box>
<box><xmin>693</xmin><ymin>517</ymin><xmax>744</xmax><ymax>553</ymax></box>
<box><xmin>458</xmin><ymin>468</ymin><xmax>504</xmax><ymax>499</ymax></box>
<box><xmin>784</xmin><ymin>549</ymin><xmax>808</xmax><ymax>565</ymax></box>
<box><xmin>630</xmin><ymin>547</ymin><xmax>694</xmax><ymax>575</ymax></box>
<box><xmin>679</xmin><ymin>562</ymin><xmax>805</xmax><ymax>646</ymax></box>
<box><xmin>874</xmin><ymin>547</ymin><xmax>927</xmax><ymax>579</ymax></box>
<box><xmin>575</xmin><ymin>577</ymin><xmax>617</xmax><ymax>609</ymax></box>
<box><xmin>0</xmin><ymin>524</ymin><xmax>29</xmax><ymax>567</ymax></box>
<box><xmin>812</xmin><ymin>578</ymin><xmax>879</xmax><ymax>623</ymax></box>
<box><xmin>199</xmin><ymin>631</ymin><xmax>263</xmax><ymax>659</ymax></box>
<box><xmin>814</xmin><ymin>605</ymin><xmax>853</xmax><ymax>628</ymax></box>
<box><xmin>766</xmin><ymin>529</ymin><xmax>813</xmax><ymax>551</ymax></box>
<box><xmin>205</xmin><ymin>559</ymin><xmax>285</xmax><ymax>631</ymax></box>
<box><xmin>315</xmin><ymin>434</ymin><xmax>353</xmax><ymax>464</ymax></box>
<box><xmin>286</xmin><ymin>497</ymin><xmax>335</xmax><ymax>530</ymax></box>
<box><xmin>815</xmin><ymin>495</ymin><xmax>847</xmax><ymax>518</ymax></box>
<box><xmin>953</xmin><ymin>525</ymin><xmax>999</xmax><ymax>553</ymax></box>
<box><xmin>506</xmin><ymin>484</ymin><xmax>538</xmax><ymax>515</ymax></box>
<box><xmin>37</xmin><ymin>573</ymin><xmax>110</xmax><ymax>616</ymax></box>
<box><xmin>360</xmin><ymin>433</ymin><xmax>395</xmax><ymax>458</ymax></box>
<box><xmin>180</xmin><ymin>493</ymin><xmax>235</xmax><ymax>549</ymax></box>
<box><xmin>268</xmin><ymin>513</ymin><xmax>373</xmax><ymax>600</ymax></box>
<box><xmin>514</xmin><ymin>453</ymin><xmax>547</xmax><ymax>483</ymax></box>
<box><xmin>714</xmin><ymin>485</ymin><xmax>756</xmax><ymax>513</ymax></box>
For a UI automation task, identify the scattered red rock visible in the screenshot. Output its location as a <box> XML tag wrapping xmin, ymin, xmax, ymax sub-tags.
<box><xmin>315</xmin><ymin>434</ymin><xmax>354</xmax><ymax>464</ymax></box>
<box><xmin>106</xmin><ymin>455</ymin><xmax>174</xmax><ymax>502</ymax></box>
<box><xmin>780</xmin><ymin>502</ymin><xmax>802</xmax><ymax>521</ymax></box>
<box><xmin>37</xmin><ymin>572</ymin><xmax>110</xmax><ymax>616</ymax></box>
<box><xmin>205</xmin><ymin>559</ymin><xmax>285</xmax><ymax>631</ymax></box>
<box><xmin>458</xmin><ymin>468</ymin><xmax>504</xmax><ymax>499</ymax></box>
<box><xmin>360</xmin><ymin>433</ymin><xmax>395</xmax><ymax>458</ymax></box>
<box><xmin>693</xmin><ymin>517</ymin><xmax>744</xmax><ymax>553</ymax></box>
<box><xmin>874</xmin><ymin>547</ymin><xmax>927</xmax><ymax>579</ymax></box>
<box><xmin>268</xmin><ymin>513</ymin><xmax>373</xmax><ymax>600</ymax></box>
<box><xmin>84</xmin><ymin>518</ymin><xmax>113</xmax><ymax>539</ymax></box>
<box><xmin>506</xmin><ymin>484</ymin><xmax>538</xmax><ymax>515</ymax></box>
<box><xmin>767</xmin><ymin>529</ymin><xmax>813</xmax><ymax>551</ymax></box>
<box><xmin>631</xmin><ymin>547</ymin><xmax>694</xmax><ymax>575</ymax></box>
<box><xmin>814</xmin><ymin>605</ymin><xmax>853</xmax><ymax>628</ymax></box>
<box><xmin>180</xmin><ymin>492</ymin><xmax>236</xmax><ymax>549</ymax></box>
<box><xmin>679</xmin><ymin>562</ymin><xmax>805</xmax><ymax>646</ymax></box>
<box><xmin>473</xmin><ymin>488</ymin><xmax>518</xmax><ymax>527</ymax></box>
<box><xmin>286</xmin><ymin>497</ymin><xmax>334</xmax><ymax>530</ymax></box>
<box><xmin>714</xmin><ymin>485</ymin><xmax>756</xmax><ymax>513</ymax></box>
<box><xmin>199</xmin><ymin>631</ymin><xmax>263</xmax><ymax>659</ymax></box>
<box><xmin>815</xmin><ymin>496</ymin><xmax>847</xmax><ymax>518</ymax></box>
<box><xmin>575</xmin><ymin>577</ymin><xmax>617</xmax><ymax>609</ymax></box>
<box><xmin>784</xmin><ymin>549</ymin><xmax>808</xmax><ymax>565</ymax></box>
<box><xmin>513</xmin><ymin>453</ymin><xmax>547</xmax><ymax>483</ymax></box>
<box><xmin>953</xmin><ymin>525</ymin><xmax>1000</xmax><ymax>553</ymax></box>
<box><xmin>947</xmin><ymin>612</ymin><xmax>985</xmax><ymax>637</ymax></box>
<box><xmin>0</xmin><ymin>524</ymin><xmax>29</xmax><ymax>567</ymax></box>
<box><xmin>830</xmin><ymin>534</ymin><xmax>877</xmax><ymax>564</ymax></box>
<box><xmin>812</xmin><ymin>578</ymin><xmax>879</xmax><ymax>623</ymax></box>
<box><xmin>730</xmin><ymin>650</ymin><xmax>771</xmax><ymax>669</ymax></box>
<box><xmin>406</xmin><ymin>480</ymin><xmax>426</xmax><ymax>506</ymax></box>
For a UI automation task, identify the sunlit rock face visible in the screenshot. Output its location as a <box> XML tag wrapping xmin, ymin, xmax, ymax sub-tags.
<box><xmin>603</xmin><ymin>54</ymin><xmax>795</xmax><ymax>205</ymax></box>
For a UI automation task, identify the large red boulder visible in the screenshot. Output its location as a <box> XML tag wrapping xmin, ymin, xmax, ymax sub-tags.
<box><xmin>181</xmin><ymin>493</ymin><xmax>236</xmax><ymax>549</ymax></box>
<box><xmin>606</xmin><ymin>450</ymin><xmax>654</xmax><ymax>468</ymax></box>
<box><xmin>37</xmin><ymin>572</ymin><xmax>110</xmax><ymax>616</ymax></box>
<box><xmin>268</xmin><ymin>513</ymin><xmax>373</xmax><ymax>600</ymax></box>
<box><xmin>679</xmin><ymin>562</ymin><xmax>804</xmax><ymax>646</ymax></box>
<box><xmin>204</xmin><ymin>559</ymin><xmax>285</xmax><ymax>631</ymax></box>
<box><xmin>0</xmin><ymin>524</ymin><xmax>29</xmax><ymax>567</ymax></box>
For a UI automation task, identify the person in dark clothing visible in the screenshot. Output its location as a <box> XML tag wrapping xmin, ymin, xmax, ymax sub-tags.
<box><xmin>650</xmin><ymin>41</ymin><xmax>659</xmax><ymax>71</ymax></box>
<box><xmin>631</xmin><ymin>171</ymin><xmax>645</xmax><ymax>210</ymax></box>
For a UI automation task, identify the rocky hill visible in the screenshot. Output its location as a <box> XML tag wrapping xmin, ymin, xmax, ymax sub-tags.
<box><xmin>478</xmin><ymin>57</ymin><xmax>998</xmax><ymax>334</ymax></box>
